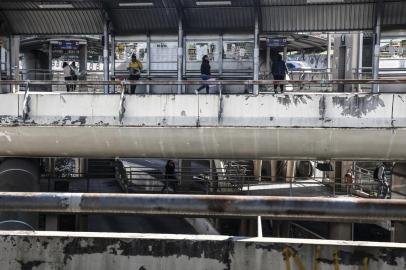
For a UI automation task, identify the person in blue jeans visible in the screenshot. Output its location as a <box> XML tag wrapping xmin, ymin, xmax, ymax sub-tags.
<box><xmin>196</xmin><ymin>55</ymin><xmax>211</xmax><ymax>94</ymax></box>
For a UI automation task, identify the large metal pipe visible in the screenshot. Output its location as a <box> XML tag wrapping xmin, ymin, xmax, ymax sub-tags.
<box><xmin>0</xmin><ymin>192</ymin><xmax>405</xmax><ymax>222</ymax></box>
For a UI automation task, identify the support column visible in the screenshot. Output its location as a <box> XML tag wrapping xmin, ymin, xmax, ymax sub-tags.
<box><xmin>253</xmin><ymin>13</ymin><xmax>260</xmax><ymax>95</ymax></box>
<box><xmin>270</xmin><ymin>160</ymin><xmax>278</xmax><ymax>182</ymax></box>
<box><xmin>392</xmin><ymin>222</ymin><xmax>406</xmax><ymax>243</ymax></box>
<box><xmin>111</xmin><ymin>34</ymin><xmax>115</xmax><ymax>93</ymax></box>
<box><xmin>327</xmin><ymin>33</ymin><xmax>332</xmax><ymax>80</ymax></box>
<box><xmin>286</xmin><ymin>160</ymin><xmax>295</xmax><ymax>183</ymax></box>
<box><xmin>146</xmin><ymin>34</ymin><xmax>151</xmax><ymax>94</ymax></box>
<box><xmin>372</xmin><ymin>0</ymin><xmax>384</xmax><ymax>93</ymax></box>
<box><xmin>219</xmin><ymin>33</ymin><xmax>224</xmax><ymax>93</ymax></box>
<box><xmin>357</xmin><ymin>32</ymin><xmax>363</xmax><ymax>91</ymax></box>
<box><xmin>10</xmin><ymin>35</ymin><xmax>20</xmax><ymax>92</ymax></box>
<box><xmin>253</xmin><ymin>160</ymin><xmax>262</xmax><ymax>181</ymax></box>
<box><xmin>177</xmin><ymin>17</ymin><xmax>184</xmax><ymax>94</ymax></box>
<box><xmin>103</xmin><ymin>21</ymin><xmax>110</xmax><ymax>94</ymax></box>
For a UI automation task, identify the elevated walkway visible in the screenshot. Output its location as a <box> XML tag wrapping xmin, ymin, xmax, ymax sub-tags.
<box><xmin>1</xmin><ymin>90</ymin><xmax>406</xmax><ymax>159</ymax></box>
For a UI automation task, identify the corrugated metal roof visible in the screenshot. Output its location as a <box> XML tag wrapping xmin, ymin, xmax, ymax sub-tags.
<box><xmin>0</xmin><ymin>0</ymin><xmax>404</xmax><ymax>35</ymax></box>
<box><xmin>261</xmin><ymin>3</ymin><xmax>375</xmax><ymax>32</ymax></box>
<box><xmin>4</xmin><ymin>9</ymin><xmax>104</xmax><ymax>34</ymax></box>
<box><xmin>111</xmin><ymin>8</ymin><xmax>178</xmax><ymax>33</ymax></box>
<box><xmin>383</xmin><ymin>1</ymin><xmax>406</xmax><ymax>26</ymax></box>
<box><xmin>184</xmin><ymin>7</ymin><xmax>255</xmax><ymax>31</ymax></box>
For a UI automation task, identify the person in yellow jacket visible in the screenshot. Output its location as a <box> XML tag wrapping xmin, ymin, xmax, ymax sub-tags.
<box><xmin>127</xmin><ymin>53</ymin><xmax>143</xmax><ymax>94</ymax></box>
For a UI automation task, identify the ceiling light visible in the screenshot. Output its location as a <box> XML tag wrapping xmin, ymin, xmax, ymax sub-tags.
<box><xmin>196</xmin><ymin>1</ymin><xmax>232</xmax><ymax>6</ymax></box>
<box><xmin>118</xmin><ymin>2</ymin><xmax>154</xmax><ymax>7</ymax></box>
<box><xmin>38</xmin><ymin>3</ymin><xmax>74</xmax><ymax>9</ymax></box>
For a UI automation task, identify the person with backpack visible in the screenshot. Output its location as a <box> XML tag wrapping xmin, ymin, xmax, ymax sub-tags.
<box><xmin>127</xmin><ymin>53</ymin><xmax>143</xmax><ymax>94</ymax></box>
<box><xmin>63</xmin><ymin>62</ymin><xmax>74</xmax><ymax>92</ymax></box>
<box><xmin>373</xmin><ymin>162</ymin><xmax>390</xmax><ymax>199</ymax></box>
<box><xmin>271</xmin><ymin>54</ymin><xmax>289</xmax><ymax>93</ymax></box>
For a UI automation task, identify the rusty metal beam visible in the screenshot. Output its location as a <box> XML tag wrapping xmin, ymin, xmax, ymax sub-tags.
<box><xmin>0</xmin><ymin>192</ymin><xmax>405</xmax><ymax>222</ymax></box>
<box><xmin>0</xmin><ymin>79</ymin><xmax>405</xmax><ymax>86</ymax></box>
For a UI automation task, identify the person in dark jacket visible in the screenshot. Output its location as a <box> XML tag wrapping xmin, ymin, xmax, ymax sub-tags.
<box><xmin>162</xmin><ymin>160</ymin><xmax>177</xmax><ymax>193</ymax></box>
<box><xmin>196</xmin><ymin>55</ymin><xmax>211</xmax><ymax>94</ymax></box>
<box><xmin>271</xmin><ymin>54</ymin><xmax>289</xmax><ymax>93</ymax></box>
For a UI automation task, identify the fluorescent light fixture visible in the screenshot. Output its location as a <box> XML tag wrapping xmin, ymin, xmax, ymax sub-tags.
<box><xmin>306</xmin><ymin>0</ymin><xmax>344</xmax><ymax>3</ymax></box>
<box><xmin>118</xmin><ymin>2</ymin><xmax>154</xmax><ymax>7</ymax></box>
<box><xmin>38</xmin><ymin>3</ymin><xmax>74</xmax><ymax>9</ymax></box>
<box><xmin>196</xmin><ymin>1</ymin><xmax>232</xmax><ymax>6</ymax></box>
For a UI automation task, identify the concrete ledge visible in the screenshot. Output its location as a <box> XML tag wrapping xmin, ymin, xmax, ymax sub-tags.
<box><xmin>0</xmin><ymin>231</ymin><xmax>405</xmax><ymax>270</ymax></box>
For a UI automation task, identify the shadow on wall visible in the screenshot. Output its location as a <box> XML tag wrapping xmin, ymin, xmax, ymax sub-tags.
<box><xmin>332</xmin><ymin>95</ymin><xmax>385</xmax><ymax>118</ymax></box>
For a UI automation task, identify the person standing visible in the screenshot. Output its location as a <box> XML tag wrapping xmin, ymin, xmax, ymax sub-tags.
<box><xmin>271</xmin><ymin>54</ymin><xmax>289</xmax><ymax>93</ymax></box>
<box><xmin>162</xmin><ymin>160</ymin><xmax>177</xmax><ymax>193</ymax></box>
<box><xmin>127</xmin><ymin>53</ymin><xmax>143</xmax><ymax>94</ymax></box>
<box><xmin>373</xmin><ymin>162</ymin><xmax>390</xmax><ymax>199</ymax></box>
<box><xmin>63</xmin><ymin>62</ymin><xmax>72</xmax><ymax>92</ymax></box>
<box><xmin>196</xmin><ymin>55</ymin><xmax>211</xmax><ymax>94</ymax></box>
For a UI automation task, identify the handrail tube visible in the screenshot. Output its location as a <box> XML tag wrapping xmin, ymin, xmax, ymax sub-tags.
<box><xmin>0</xmin><ymin>79</ymin><xmax>406</xmax><ymax>86</ymax></box>
<box><xmin>0</xmin><ymin>192</ymin><xmax>402</xmax><ymax>222</ymax></box>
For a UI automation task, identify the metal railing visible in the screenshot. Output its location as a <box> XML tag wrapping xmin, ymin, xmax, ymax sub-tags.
<box><xmin>1</xmin><ymin>78</ymin><xmax>406</xmax><ymax>95</ymax></box>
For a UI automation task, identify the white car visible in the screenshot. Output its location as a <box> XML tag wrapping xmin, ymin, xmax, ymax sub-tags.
<box><xmin>286</xmin><ymin>61</ymin><xmax>312</xmax><ymax>81</ymax></box>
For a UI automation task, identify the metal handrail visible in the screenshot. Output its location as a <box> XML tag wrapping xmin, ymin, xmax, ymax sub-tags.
<box><xmin>0</xmin><ymin>78</ymin><xmax>406</xmax><ymax>86</ymax></box>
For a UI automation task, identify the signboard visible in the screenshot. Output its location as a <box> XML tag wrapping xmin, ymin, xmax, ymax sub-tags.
<box><xmin>267</xmin><ymin>38</ymin><xmax>287</xmax><ymax>48</ymax></box>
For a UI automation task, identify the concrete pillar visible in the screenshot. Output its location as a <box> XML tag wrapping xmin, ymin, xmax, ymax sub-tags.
<box><xmin>253</xmin><ymin>12</ymin><xmax>259</xmax><ymax>95</ymax></box>
<box><xmin>74</xmin><ymin>158</ymin><xmax>87</xmax><ymax>176</ymax></box>
<box><xmin>177</xmin><ymin>16</ymin><xmax>183</xmax><ymax>94</ymax></box>
<box><xmin>286</xmin><ymin>160</ymin><xmax>295</xmax><ymax>183</ymax></box>
<box><xmin>253</xmin><ymin>160</ymin><xmax>262</xmax><ymax>181</ymax></box>
<box><xmin>372</xmin><ymin>0</ymin><xmax>384</xmax><ymax>93</ymax></box>
<box><xmin>103</xmin><ymin>21</ymin><xmax>110</xmax><ymax>94</ymax></box>
<box><xmin>329</xmin><ymin>222</ymin><xmax>352</xmax><ymax>240</ymax></box>
<box><xmin>269</xmin><ymin>160</ymin><xmax>278</xmax><ymax>182</ymax></box>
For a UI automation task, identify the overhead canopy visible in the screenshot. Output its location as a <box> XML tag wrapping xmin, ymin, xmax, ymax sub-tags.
<box><xmin>0</xmin><ymin>0</ymin><xmax>405</xmax><ymax>35</ymax></box>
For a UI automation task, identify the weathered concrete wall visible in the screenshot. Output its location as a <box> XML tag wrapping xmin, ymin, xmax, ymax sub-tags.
<box><xmin>1</xmin><ymin>231</ymin><xmax>406</xmax><ymax>270</ymax></box>
<box><xmin>1</xmin><ymin>92</ymin><xmax>405</xmax><ymax>128</ymax></box>
<box><xmin>0</xmin><ymin>93</ymin><xmax>406</xmax><ymax>159</ymax></box>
